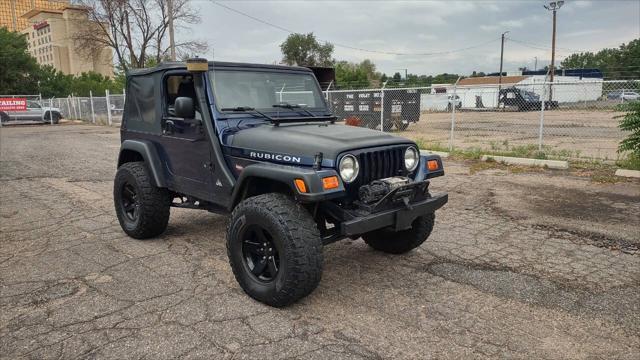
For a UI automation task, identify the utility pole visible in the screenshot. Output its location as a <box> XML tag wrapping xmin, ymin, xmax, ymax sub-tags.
<box><xmin>544</xmin><ymin>1</ymin><xmax>564</xmax><ymax>100</ymax></box>
<box><xmin>124</xmin><ymin>9</ymin><xmax>135</xmax><ymax>66</ymax></box>
<box><xmin>498</xmin><ymin>31</ymin><xmax>509</xmax><ymax>102</ymax></box>
<box><xmin>167</xmin><ymin>0</ymin><xmax>176</xmax><ymax>61</ymax></box>
<box><xmin>534</xmin><ymin>56</ymin><xmax>538</xmax><ymax>71</ymax></box>
<box><xmin>395</xmin><ymin>68</ymin><xmax>408</xmax><ymax>80</ymax></box>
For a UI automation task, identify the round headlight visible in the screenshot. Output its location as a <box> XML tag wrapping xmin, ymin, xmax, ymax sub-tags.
<box><xmin>404</xmin><ymin>146</ymin><xmax>419</xmax><ymax>172</ymax></box>
<box><xmin>339</xmin><ymin>154</ymin><xmax>359</xmax><ymax>183</ymax></box>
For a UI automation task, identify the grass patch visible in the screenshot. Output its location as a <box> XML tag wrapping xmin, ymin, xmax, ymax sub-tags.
<box><xmin>616</xmin><ymin>153</ymin><xmax>640</xmax><ymax>170</ymax></box>
<box><xmin>414</xmin><ymin>137</ymin><xmax>586</xmax><ymax>161</ymax></box>
<box><xmin>571</xmin><ymin>160</ymin><xmax>627</xmax><ymax>183</ymax></box>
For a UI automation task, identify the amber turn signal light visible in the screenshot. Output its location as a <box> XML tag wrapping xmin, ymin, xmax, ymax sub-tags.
<box><xmin>322</xmin><ymin>176</ymin><xmax>340</xmax><ymax>190</ymax></box>
<box><xmin>427</xmin><ymin>159</ymin><xmax>439</xmax><ymax>171</ymax></box>
<box><xmin>294</xmin><ymin>179</ymin><xmax>307</xmax><ymax>193</ymax></box>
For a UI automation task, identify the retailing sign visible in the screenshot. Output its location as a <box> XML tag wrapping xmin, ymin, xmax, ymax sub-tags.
<box><xmin>0</xmin><ymin>98</ymin><xmax>27</xmax><ymax>111</ymax></box>
<box><xmin>33</xmin><ymin>21</ymin><xmax>49</xmax><ymax>30</ymax></box>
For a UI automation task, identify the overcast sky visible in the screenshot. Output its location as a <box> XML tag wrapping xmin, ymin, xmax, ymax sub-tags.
<box><xmin>185</xmin><ymin>0</ymin><xmax>640</xmax><ymax>76</ymax></box>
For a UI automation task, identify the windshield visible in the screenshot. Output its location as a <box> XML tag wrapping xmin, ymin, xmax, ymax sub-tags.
<box><xmin>522</xmin><ymin>91</ymin><xmax>539</xmax><ymax>101</ymax></box>
<box><xmin>211</xmin><ymin>70</ymin><xmax>326</xmax><ymax>111</ymax></box>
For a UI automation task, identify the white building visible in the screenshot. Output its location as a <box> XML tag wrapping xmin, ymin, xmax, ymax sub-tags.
<box><xmin>421</xmin><ymin>75</ymin><xmax>604</xmax><ymax>111</ymax></box>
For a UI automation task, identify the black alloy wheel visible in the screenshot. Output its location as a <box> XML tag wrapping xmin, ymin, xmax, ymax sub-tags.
<box><xmin>120</xmin><ymin>183</ymin><xmax>140</xmax><ymax>223</ymax></box>
<box><xmin>241</xmin><ymin>225</ymin><xmax>281</xmax><ymax>281</ymax></box>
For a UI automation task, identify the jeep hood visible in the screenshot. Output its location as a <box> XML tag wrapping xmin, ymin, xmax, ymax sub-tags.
<box><xmin>226</xmin><ymin>123</ymin><xmax>413</xmax><ymax>160</ymax></box>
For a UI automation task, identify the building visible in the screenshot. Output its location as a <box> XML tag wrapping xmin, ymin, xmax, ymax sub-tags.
<box><xmin>422</xmin><ymin>71</ymin><xmax>604</xmax><ymax>111</ymax></box>
<box><xmin>0</xmin><ymin>0</ymin><xmax>68</xmax><ymax>32</ymax></box>
<box><xmin>20</xmin><ymin>6</ymin><xmax>113</xmax><ymax>77</ymax></box>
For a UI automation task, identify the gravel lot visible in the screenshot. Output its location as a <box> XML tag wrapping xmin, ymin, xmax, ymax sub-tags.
<box><xmin>1</xmin><ymin>124</ymin><xmax>639</xmax><ymax>359</ymax></box>
<box><xmin>404</xmin><ymin>109</ymin><xmax>624</xmax><ymax>159</ymax></box>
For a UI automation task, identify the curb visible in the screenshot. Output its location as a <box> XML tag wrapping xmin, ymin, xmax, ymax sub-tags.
<box><xmin>420</xmin><ymin>150</ymin><xmax>450</xmax><ymax>158</ymax></box>
<box><xmin>615</xmin><ymin>169</ymin><xmax>640</xmax><ymax>178</ymax></box>
<box><xmin>480</xmin><ymin>155</ymin><xmax>569</xmax><ymax>170</ymax></box>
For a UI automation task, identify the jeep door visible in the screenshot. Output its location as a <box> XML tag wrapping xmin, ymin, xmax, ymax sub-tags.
<box><xmin>160</xmin><ymin>72</ymin><xmax>215</xmax><ymax>200</ymax></box>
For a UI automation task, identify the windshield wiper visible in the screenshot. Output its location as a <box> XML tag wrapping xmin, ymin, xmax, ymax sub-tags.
<box><xmin>273</xmin><ymin>102</ymin><xmax>324</xmax><ymax>118</ymax></box>
<box><xmin>220</xmin><ymin>106</ymin><xmax>275</xmax><ymax>121</ymax></box>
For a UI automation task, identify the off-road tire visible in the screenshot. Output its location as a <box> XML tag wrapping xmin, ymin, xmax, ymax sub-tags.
<box><xmin>0</xmin><ymin>112</ymin><xmax>9</xmax><ymax>124</ymax></box>
<box><xmin>362</xmin><ymin>213</ymin><xmax>435</xmax><ymax>254</ymax></box>
<box><xmin>114</xmin><ymin>162</ymin><xmax>171</xmax><ymax>239</ymax></box>
<box><xmin>227</xmin><ymin>193</ymin><xmax>323</xmax><ymax>307</ymax></box>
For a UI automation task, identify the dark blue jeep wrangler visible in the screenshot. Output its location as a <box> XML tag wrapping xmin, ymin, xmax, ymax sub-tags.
<box><xmin>114</xmin><ymin>58</ymin><xmax>448</xmax><ymax>306</ymax></box>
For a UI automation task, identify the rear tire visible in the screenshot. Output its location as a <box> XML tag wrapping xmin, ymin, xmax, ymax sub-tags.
<box><xmin>227</xmin><ymin>193</ymin><xmax>323</xmax><ymax>307</ymax></box>
<box><xmin>114</xmin><ymin>162</ymin><xmax>171</xmax><ymax>239</ymax></box>
<box><xmin>362</xmin><ymin>213</ymin><xmax>435</xmax><ymax>254</ymax></box>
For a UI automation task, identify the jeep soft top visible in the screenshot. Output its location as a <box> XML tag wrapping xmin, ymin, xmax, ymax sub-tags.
<box><xmin>114</xmin><ymin>58</ymin><xmax>448</xmax><ymax>306</ymax></box>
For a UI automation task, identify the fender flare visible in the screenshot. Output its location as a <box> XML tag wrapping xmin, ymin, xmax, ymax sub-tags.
<box><xmin>117</xmin><ymin>139</ymin><xmax>167</xmax><ymax>187</ymax></box>
<box><xmin>229</xmin><ymin>163</ymin><xmax>344</xmax><ymax>209</ymax></box>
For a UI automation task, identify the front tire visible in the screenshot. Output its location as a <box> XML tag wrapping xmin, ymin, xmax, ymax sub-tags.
<box><xmin>227</xmin><ymin>193</ymin><xmax>323</xmax><ymax>307</ymax></box>
<box><xmin>362</xmin><ymin>213</ymin><xmax>435</xmax><ymax>254</ymax></box>
<box><xmin>113</xmin><ymin>162</ymin><xmax>171</xmax><ymax>239</ymax></box>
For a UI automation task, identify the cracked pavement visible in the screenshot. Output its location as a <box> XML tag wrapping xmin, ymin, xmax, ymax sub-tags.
<box><xmin>1</xmin><ymin>124</ymin><xmax>639</xmax><ymax>359</ymax></box>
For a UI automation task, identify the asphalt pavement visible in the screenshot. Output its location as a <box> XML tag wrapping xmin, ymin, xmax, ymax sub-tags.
<box><xmin>1</xmin><ymin>124</ymin><xmax>639</xmax><ymax>359</ymax></box>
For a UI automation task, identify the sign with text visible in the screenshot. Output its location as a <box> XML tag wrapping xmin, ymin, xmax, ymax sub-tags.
<box><xmin>0</xmin><ymin>98</ymin><xmax>27</xmax><ymax>111</ymax></box>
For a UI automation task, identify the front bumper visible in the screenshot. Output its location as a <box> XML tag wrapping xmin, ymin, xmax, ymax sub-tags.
<box><xmin>339</xmin><ymin>193</ymin><xmax>448</xmax><ymax>236</ymax></box>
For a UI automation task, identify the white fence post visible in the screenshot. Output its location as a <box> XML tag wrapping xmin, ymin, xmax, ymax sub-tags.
<box><xmin>89</xmin><ymin>91</ymin><xmax>96</xmax><ymax>124</ymax></box>
<box><xmin>66</xmin><ymin>96</ymin><xmax>72</xmax><ymax>119</ymax></box>
<box><xmin>379</xmin><ymin>81</ymin><xmax>387</xmax><ymax>132</ymax></box>
<box><xmin>448</xmin><ymin>77</ymin><xmax>461</xmax><ymax>151</ymax></box>
<box><xmin>105</xmin><ymin>89</ymin><xmax>112</xmax><ymax>126</ymax></box>
<box><xmin>49</xmin><ymin>98</ymin><xmax>54</xmax><ymax>125</ymax></box>
<box><xmin>538</xmin><ymin>69</ymin><xmax>551</xmax><ymax>152</ymax></box>
<box><xmin>77</xmin><ymin>96</ymin><xmax>82</xmax><ymax>120</ymax></box>
<box><xmin>538</xmin><ymin>83</ymin><xmax>546</xmax><ymax>151</ymax></box>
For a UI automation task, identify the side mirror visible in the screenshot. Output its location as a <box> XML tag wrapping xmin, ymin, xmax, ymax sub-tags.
<box><xmin>174</xmin><ymin>97</ymin><xmax>195</xmax><ymax>119</ymax></box>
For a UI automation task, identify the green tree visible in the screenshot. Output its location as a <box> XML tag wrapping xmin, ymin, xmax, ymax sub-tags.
<box><xmin>561</xmin><ymin>38</ymin><xmax>640</xmax><ymax>79</ymax></box>
<box><xmin>0</xmin><ymin>28</ymin><xmax>40</xmax><ymax>94</ymax></box>
<box><xmin>280</xmin><ymin>33</ymin><xmax>334</xmax><ymax>67</ymax></box>
<box><xmin>334</xmin><ymin>59</ymin><xmax>381</xmax><ymax>88</ymax></box>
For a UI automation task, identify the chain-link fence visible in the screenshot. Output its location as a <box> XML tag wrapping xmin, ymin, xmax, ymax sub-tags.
<box><xmin>327</xmin><ymin>79</ymin><xmax>639</xmax><ymax>160</ymax></box>
<box><xmin>0</xmin><ymin>94</ymin><xmax>44</xmax><ymax>126</ymax></box>
<box><xmin>45</xmin><ymin>91</ymin><xmax>125</xmax><ymax>126</ymax></box>
<box><xmin>6</xmin><ymin>79</ymin><xmax>635</xmax><ymax>161</ymax></box>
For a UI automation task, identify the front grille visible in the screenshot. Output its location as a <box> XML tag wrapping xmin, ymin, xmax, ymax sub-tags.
<box><xmin>355</xmin><ymin>146</ymin><xmax>406</xmax><ymax>185</ymax></box>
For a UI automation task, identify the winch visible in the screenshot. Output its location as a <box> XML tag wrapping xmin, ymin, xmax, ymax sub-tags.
<box><xmin>358</xmin><ymin>177</ymin><xmax>411</xmax><ymax>204</ymax></box>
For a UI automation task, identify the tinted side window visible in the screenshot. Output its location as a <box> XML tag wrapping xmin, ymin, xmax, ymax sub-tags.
<box><xmin>124</xmin><ymin>75</ymin><xmax>159</xmax><ymax>133</ymax></box>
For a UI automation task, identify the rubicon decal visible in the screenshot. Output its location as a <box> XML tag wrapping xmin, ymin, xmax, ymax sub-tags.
<box><xmin>249</xmin><ymin>151</ymin><xmax>302</xmax><ymax>163</ymax></box>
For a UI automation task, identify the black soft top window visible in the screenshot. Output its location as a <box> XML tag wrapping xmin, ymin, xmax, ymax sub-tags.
<box><xmin>124</xmin><ymin>75</ymin><xmax>160</xmax><ymax>133</ymax></box>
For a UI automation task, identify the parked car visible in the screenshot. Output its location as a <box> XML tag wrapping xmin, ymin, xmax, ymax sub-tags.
<box><xmin>0</xmin><ymin>100</ymin><xmax>63</xmax><ymax>124</ymax></box>
<box><xmin>498</xmin><ymin>87</ymin><xmax>558</xmax><ymax>111</ymax></box>
<box><xmin>607</xmin><ymin>90</ymin><xmax>640</xmax><ymax>101</ymax></box>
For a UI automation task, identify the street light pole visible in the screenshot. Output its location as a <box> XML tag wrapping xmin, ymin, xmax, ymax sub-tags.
<box><xmin>544</xmin><ymin>1</ymin><xmax>564</xmax><ymax>100</ymax></box>
<box><xmin>498</xmin><ymin>31</ymin><xmax>509</xmax><ymax>103</ymax></box>
<box><xmin>167</xmin><ymin>0</ymin><xmax>176</xmax><ymax>61</ymax></box>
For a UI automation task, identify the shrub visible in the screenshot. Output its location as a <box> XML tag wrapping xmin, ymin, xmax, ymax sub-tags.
<box><xmin>617</xmin><ymin>102</ymin><xmax>640</xmax><ymax>157</ymax></box>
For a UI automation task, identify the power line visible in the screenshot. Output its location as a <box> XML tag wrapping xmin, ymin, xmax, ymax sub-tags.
<box><xmin>209</xmin><ymin>1</ymin><xmax>500</xmax><ymax>56</ymax></box>
<box><xmin>506</xmin><ymin>37</ymin><xmax>603</xmax><ymax>54</ymax></box>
